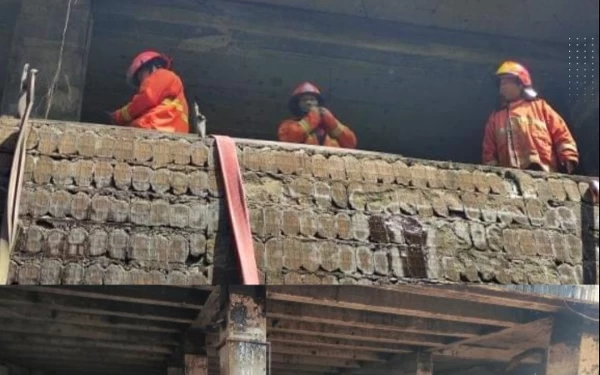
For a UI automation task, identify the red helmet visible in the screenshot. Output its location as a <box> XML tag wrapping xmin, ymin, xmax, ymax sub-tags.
<box><xmin>288</xmin><ymin>82</ymin><xmax>324</xmax><ymax>115</ymax></box>
<box><xmin>496</xmin><ymin>61</ymin><xmax>537</xmax><ymax>99</ymax></box>
<box><xmin>126</xmin><ymin>51</ymin><xmax>172</xmax><ymax>87</ymax></box>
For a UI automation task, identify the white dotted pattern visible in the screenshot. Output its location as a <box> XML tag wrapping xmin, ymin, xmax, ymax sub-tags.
<box><xmin>568</xmin><ymin>38</ymin><xmax>598</xmax><ymax>104</ymax></box>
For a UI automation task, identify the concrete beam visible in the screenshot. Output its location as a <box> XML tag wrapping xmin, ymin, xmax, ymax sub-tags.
<box><xmin>219</xmin><ymin>286</ymin><xmax>267</xmax><ymax>375</ymax></box>
<box><xmin>0</xmin><ymin>0</ymin><xmax>92</xmax><ymax>120</ymax></box>
<box><xmin>544</xmin><ymin>315</ymin><xmax>600</xmax><ymax>375</ymax></box>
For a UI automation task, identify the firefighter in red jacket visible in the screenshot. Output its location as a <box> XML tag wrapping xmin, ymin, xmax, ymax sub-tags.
<box><xmin>482</xmin><ymin>61</ymin><xmax>579</xmax><ymax>174</ymax></box>
<box><xmin>277</xmin><ymin>82</ymin><xmax>357</xmax><ymax>149</ymax></box>
<box><xmin>109</xmin><ymin>51</ymin><xmax>190</xmax><ymax>133</ymax></box>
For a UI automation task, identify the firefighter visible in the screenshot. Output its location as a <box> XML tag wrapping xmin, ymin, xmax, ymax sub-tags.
<box><xmin>109</xmin><ymin>50</ymin><xmax>190</xmax><ymax>133</ymax></box>
<box><xmin>277</xmin><ymin>82</ymin><xmax>357</xmax><ymax>149</ymax></box>
<box><xmin>482</xmin><ymin>61</ymin><xmax>579</xmax><ymax>174</ymax></box>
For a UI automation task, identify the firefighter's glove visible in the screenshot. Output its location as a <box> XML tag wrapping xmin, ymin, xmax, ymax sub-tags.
<box><xmin>298</xmin><ymin>107</ymin><xmax>322</xmax><ymax>135</ymax></box>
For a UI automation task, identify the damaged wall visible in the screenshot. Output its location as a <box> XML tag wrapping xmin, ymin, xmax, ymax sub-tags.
<box><xmin>1</xmin><ymin>119</ymin><xmax>597</xmax><ymax>285</ymax></box>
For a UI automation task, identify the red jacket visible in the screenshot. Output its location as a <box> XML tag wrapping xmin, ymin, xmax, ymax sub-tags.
<box><xmin>278</xmin><ymin>110</ymin><xmax>357</xmax><ymax>149</ymax></box>
<box><xmin>112</xmin><ymin>69</ymin><xmax>189</xmax><ymax>133</ymax></box>
<box><xmin>482</xmin><ymin>99</ymin><xmax>579</xmax><ymax>172</ymax></box>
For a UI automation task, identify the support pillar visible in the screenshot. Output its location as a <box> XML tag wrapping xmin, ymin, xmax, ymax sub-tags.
<box><xmin>185</xmin><ymin>355</ymin><xmax>208</xmax><ymax>375</ymax></box>
<box><xmin>0</xmin><ymin>0</ymin><xmax>92</xmax><ymax>120</ymax></box>
<box><xmin>219</xmin><ymin>286</ymin><xmax>267</xmax><ymax>375</ymax></box>
<box><xmin>545</xmin><ymin>314</ymin><xmax>599</xmax><ymax>375</ymax></box>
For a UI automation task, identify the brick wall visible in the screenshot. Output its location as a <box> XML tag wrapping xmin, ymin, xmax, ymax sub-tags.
<box><xmin>1</xmin><ymin>119</ymin><xmax>598</xmax><ymax>285</ymax></box>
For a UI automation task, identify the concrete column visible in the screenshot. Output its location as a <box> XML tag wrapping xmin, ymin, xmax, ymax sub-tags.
<box><xmin>185</xmin><ymin>354</ymin><xmax>208</xmax><ymax>375</ymax></box>
<box><xmin>0</xmin><ymin>0</ymin><xmax>92</xmax><ymax>120</ymax></box>
<box><xmin>219</xmin><ymin>286</ymin><xmax>267</xmax><ymax>375</ymax></box>
<box><xmin>545</xmin><ymin>315</ymin><xmax>599</xmax><ymax>375</ymax></box>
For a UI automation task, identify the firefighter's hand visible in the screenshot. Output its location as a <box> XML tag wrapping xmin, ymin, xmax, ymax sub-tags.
<box><xmin>319</xmin><ymin>107</ymin><xmax>339</xmax><ymax>132</ymax></box>
<box><xmin>302</xmin><ymin>107</ymin><xmax>322</xmax><ymax>130</ymax></box>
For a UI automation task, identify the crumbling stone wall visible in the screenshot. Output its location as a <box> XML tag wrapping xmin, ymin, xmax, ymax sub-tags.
<box><xmin>1</xmin><ymin>119</ymin><xmax>598</xmax><ymax>285</ymax></box>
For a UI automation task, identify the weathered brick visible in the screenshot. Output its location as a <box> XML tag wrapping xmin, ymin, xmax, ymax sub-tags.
<box><xmin>264</xmin><ymin>208</ymin><xmax>282</xmax><ymax>236</ymax></box>
<box><xmin>356</xmin><ymin>246</ymin><xmax>374</xmax><ymax>274</ymax></box>
<box><xmin>190</xmin><ymin>234</ymin><xmax>207</xmax><ymax>257</ymax></box>
<box><xmin>250</xmin><ymin>208</ymin><xmax>265</xmax><ymax>237</ymax></box>
<box><xmin>440</xmin><ymin>256</ymin><xmax>461</xmax><ymax>282</ymax></box>
<box><xmin>90</xmin><ymin>195</ymin><xmax>111</xmax><ymax>222</ymax></box>
<box><xmin>301</xmin><ymin>241</ymin><xmax>321</xmax><ymax>273</ymax></box>
<box><xmin>311</xmin><ymin>154</ymin><xmax>329</xmax><ymax>179</ymax></box>
<box><xmin>265</xmin><ymin>238</ymin><xmax>284</xmax><ymax>272</ymax></box>
<box><xmin>282</xmin><ymin>210</ymin><xmax>300</xmax><ymax>236</ymax></box>
<box><xmin>348</xmin><ymin>182</ymin><xmax>365</xmax><ymax>211</ymax></box>
<box><xmin>17</xmin><ymin>262</ymin><xmax>41</xmax><ymax>285</ymax></box>
<box><xmin>170</xmin><ymin>171</ymin><xmax>189</xmax><ymax>195</ymax></box>
<box><xmin>84</xmin><ymin>264</ymin><xmax>104</xmax><ymax>285</ymax></box>
<box><xmin>470</xmin><ymin>222</ymin><xmax>487</xmax><ymax>250</ymax></box>
<box><xmin>566</xmin><ymin>235</ymin><xmax>583</xmax><ymax>264</ymax></box>
<box><xmin>373</xmin><ymin>250</ymin><xmax>389</xmax><ymax>275</ymax></box>
<box><xmin>49</xmin><ymin>190</ymin><xmax>72</xmax><ymax>218</ymax></box>
<box><xmin>550</xmin><ymin>232</ymin><xmax>569</xmax><ymax>264</ymax></box>
<box><xmin>289</xmin><ymin>177</ymin><xmax>312</xmax><ymax>200</ymax></box>
<box><xmin>53</xmin><ymin>159</ymin><xmax>74</xmax><ymax>186</ymax></box>
<box><xmin>134</xmin><ymin>139</ymin><xmax>154</xmax><ymax>162</ymax></box>
<box><xmin>320</xmin><ymin>242</ymin><xmax>340</xmax><ymax>272</ymax></box>
<box><xmin>441</xmin><ymin>170</ymin><xmax>460</xmax><ymax>191</ymax></box>
<box><xmin>544</xmin><ymin>209</ymin><xmax>560</xmax><ymax>229</ymax></box>
<box><xmin>26</xmin><ymin>226</ymin><xmax>45</xmax><ymax>253</ymax></box>
<box><xmin>472</xmin><ymin>170</ymin><xmax>491</xmax><ymax>194</ymax></box>
<box><xmin>331</xmin><ymin>182</ymin><xmax>348</xmax><ymax>208</ymax></box>
<box><xmin>67</xmin><ymin>228</ymin><xmax>88</xmax><ymax>258</ymax></box>
<box><xmin>336</xmin><ymin>213</ymin><xmax>352</xmax><ymax>240</ymax></box>
<box><xmin>487</xmin><ymin>173</ymin><xmax>508</xmax><ymax>195</ymax></box>
<box><xmin>150</xmin><ymin>200</ymin><xmax>169</xmax><ymax>227</ymax></box>
<box><xmin>40</xmin><ymin>259</ymin><xmax>62</xmax><ymax>285</ymax></box>
<box><xmin>170</xmin><ymin>204</ymin><xmax>190</xmax><ymax>228</ymax></box>
<box><xmin>62</xmin><ymin>263</ymin><xmax>84</xmax><ymax>285</ymax></box>
<box><xmin>548</xmin><ymin>179</ymin><xmax>567</xmax><ymax>201</ymax></box>
<box><xmin>461</xmin><ymin>192</ymin><xmax>485</xmax><ymax>221</ymax></box>
<box><xmin>88</xmin><ymin>229</ymin><xmax>108</xmax><ymax>257</ymax></box>
<box><xmin>33</xmin><ymin>156</ymin><xmax>55</xmax><ymax>184</ymax></box>
<box><xmin>352</xmin><ymin>213</ymin><xmax>370</xmax><ymax>241</ymax></box>
<box><xmin>392</xmin><ymin>160</ymin><xmax>410</xmax><ymax>186</ymax></box>
<box><xmin>113</xmin><ymin>163</ymin><xmax>132</xmax><ymax>190</ymax></box>
<box><xmin>94</xmin><ymin>161</ymin><xmax>113</xmax><ymax>188</ymax></box>
<box><xmin>189</xmin><ymin>171</ymin><xmax>209</xmax><ymax>196</ymax></box>
<box><xmin>130</xmin><ymin>233</ymin><xmax>154</xmax><ymax>262</ymax></box>
<box><xmin>77</xmin><ymin>131</ymin><xmax>98</xmax><ymax>157</ymax></box>
<box><xmin>424</xmin><ymin>166</ymin><xmax>443</xmax><ymax>189</ymax></box>
<box><xmin>558</xmin><ymin>264</ymin><xmax>579</xmax><ymax>284</ymax></box>
<box><xmin>108</xmin><ymin>230</ymin><xmax>129</xmax><ymax>260</ymax></box>
<box><xmin>70</xmin><ymin>192</ymin><xmax>91</xmax><ymax>220</ymax></box>
<box><xmin>317</xmin><ymin>214</ymin><xmax>337</xmax><ymax>239</ymax></box>
<box><xmin>131</xmin><ymin>199</ymin><xmax>151</xmax><ymax>226</ymax></box>
<box><xmin>169</xmin><ymin>235</ymin><xmax>189</xmax><ymax>263</ymax></box>
<box><xmin>96</xmin><ymin>135</ymin><xmax>115</xmax><ymax>159</ymax></box>
<box><xmin>31</xmin><ymin>189</ymin><xmax>51</xmax><ymax>217</ymax></box>
<box><xmin>328</xmin><ymin>155</ymin><xmax>346</xmax><ymax>181</ymax></box>
<box><xmin>507</xmin><ymin>171</ymin><xmax>537</xmax><ymax>198</ymax></box>
<box><xmin>524</xmin><ymin>199</ymin><xmax>545</xmax><ymax>227</ymax></box>
<box><xmin>536</xmin><ymin>180</ymin><xmax>554</xmax><ymax>202</ymax></box>
<box><xmin>114</xmin><ymin>138</ymin><xmax>134</xmax><ymax>161</ymax></box>
<box><xmin>23</xmin><ymin>154</ymin><xmax>35</xmax><ymax>183</ymax></box>
<box><xmin>37</xmin><ymin>128</ymin><xmax>59</xmax><ymax>154</ymax></box>
<box><xmin>299</xmin><ymin>210</ymin><xmax>318</xmax><ymax>237</ymax></box>
<box><xmin>534</xmin><ymin>230</ymin><xmax>554</xmax><ymax>258</ymax></box>
<box><xmin>414</xmin><ymin>191</ymin><xmax>433</xmax><ymax>217</ymax></box>
<box><xmin>563</xmin><ymin>179</ymin><xmax>581</xmax><ymax>202</ymax></box>
<box><xmin>104</xmin><ymin>265</ymin><xmax>128</xmax><ymax>285</ymax></box>
<box><xmin>397</xmin><ymin>189</ymin><xmax>420</xmax><ymax>216</ymax></box>
<box><xmin>503</xmin><ymin>229</ymin><xmax>520</xmax><ymax>258</ymax></box>
<box><xmin>149</xmin><ymin>169</ymin><xmax>170</xmax><ymax>194</ymax></box>
<box><xmin>274</xmin><ymin>151</ymin><xmax>302</xmax><ymax>175</ymax></box>
<box><xmin>430</xmin><ymin>192</ymin><xmax>449</xmax><ymax>218</ymax></box>
<box><xmin>456</xmin><ymin>170</ymin><xmax>475</xmax><ymax>192</ymax></box>
<box><xmin>453</xmin><ymin>222</ymin><xmax>472</xmax><ymax>249</ymax></box>
<box><xmin>242</xmin><ymin>148</ymin><xmax>261</xmax><ymax>171</ymax></box>
<box><xmin>557</xmin><ymin>207</ymin><xmax>578</xmax><ymax>232</ymax></box>
<box><xmin>517</xmin><ymin>231</ymin><xmax>537</xmax><ymax>257</ymax></box>
<box><xmin>170</xmin><ymin>140</ymin><xmax>191</xmax><ymax>165</ymax></box>
<box><xmin>283</xmin><ymin>272</ymin><xmax>303</xmax><ymax>285</ymax></box>
<box><xmin>130</xmin><ymin>269</ymin><xmax>153</xmax><ymax>285</ymax></box>
<box><xmin>46</xmin><ymin>229</ymin><xmax>66</xmax><ymax>257</ymax></box>
<box><xmin>313</xmin><ymin>182</ymin><xmax>332</xmax><ymax>208</ymax></box>
<box><xmin>131</xmin><ymin>166</ymin><xmax>152</xmax><ymax>191</ymax></box>
<box><xmin>74</xmin><ymin>159</ymin><xmax>94</xmax><ymax>187</ymax></box>
<box><xmin>409</xmin><ymin>165</ymin><xmax>428</xmax><ymax>188</ymax></box>
<box><xmin>110</xmin><ymin>198</ymin><xmax>130</xmax><ymax>223</ymax></box>
<box><xmin>486</xmin><ymin>226</ymin><xmax>503</xmax><ymax>252</ymax></box>
<box><xmin>343</xmin><ymin>155</ymin><xmax>362</xmax><ymax>181</ymax></box>
<box><xmin>153</xmin><ymin>140</ymin><xmax>172</xmax><ymax>167</ymax></box>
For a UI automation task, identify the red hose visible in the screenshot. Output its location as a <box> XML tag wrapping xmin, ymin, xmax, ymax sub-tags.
<box><xmin>213</xmin><ymin>136</ymin><xmax>260</xmax><ymax>285</ymax></box>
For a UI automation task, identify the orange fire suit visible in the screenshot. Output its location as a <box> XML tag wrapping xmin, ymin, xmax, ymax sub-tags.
<box><xmin>482</xmin><ymin>99</ymin><xmax>579</xmax><ymax>172</ymax></box>
<box><xmin>112</xmin><ymin>69</ymin><xmax>190</xmax><ymax>133</ymax></box>
<box><xmin>278</xmin><ymin>109</ymin><xmax>357</xmax><ymax>149</ymax></box>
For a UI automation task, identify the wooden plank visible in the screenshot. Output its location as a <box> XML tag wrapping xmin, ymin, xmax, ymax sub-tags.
<box><xmin>435</xmin><ymin>347</ymin><xmax>541</xmax><ymax>364</ymax></box>
<box><xmin>267</xmin><ymin>286</ymin><xmax>535</xmax><ymax>327</ymax></box>
<box><xmin>0</xmin><ymin>317</ymin><xmax>180</xmax><ymax>345</ymax></box>
<box><xmin>268</xmin><ymin>301</ymin><xmax>492</xmax><ymax>338</ymax></box>
<box><xmin>0</xmin><ymin>304</ymin><xmax>185</xmax><ymax>333</ymax></box>
<box><xmin>0</xmin><ymin>289</ymin><xmax>197</xmax><ymax>324</ymax></box>
<box><xmin>0</xmin><ymin>332</ymin><xmax>174</xmax><ymax>354</ymax></box>
<box><xmin>270</xmin><ymin>344</ymin><xmax>387</xmax><ymax>362</ymax></box>
<box><xmin>271</xmin><ymin>353</ymin><xmax>360</xmax><ymax>368</ymax></box>
<box><xmin>348</xmin><ymin>352</ymin><xmax>433</xmax><ymax>375</ymax></box>
<box><xmin>269</xmin><ymin>319</ymin><xmax>450</xmax><ymax>347</ymax></box>
<box><xmin>270</xmin><ymin>362</ymin><xmax>338</xmax><ymax>373</ymax></box>
<box><xmin>0</xmin><ymin>344</ymin><xmax>169</xmax><ymax>362</ymax></box>
<box><xmin>22</xmin><ymin>286</ymin><xmax>209</xmax><ymax>310</ymax></box>
<box><xmin>268</xmin><ymin>332</ymin><xmax>414</xmax><ymax>354</ymax></box>
<box><xmin>190</xmin><ymin>286</ymin><xmax>222</xmax><ymax>329</ymax></box>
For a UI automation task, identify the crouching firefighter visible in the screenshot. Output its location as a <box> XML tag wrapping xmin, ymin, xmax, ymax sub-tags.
<box><xmin>277</xmin><ymin>82</ymin><xmax>357</xmax><ymax>149</ymax></box>
<box><xmin>109</xmin><ymin>50</ymin><xmax>190</xmax><ymax>133</ymax></box>
<box><xmin>482</xmin><ymin>61</ymin><xmax>579</xmax><ymax>174</ymax></box>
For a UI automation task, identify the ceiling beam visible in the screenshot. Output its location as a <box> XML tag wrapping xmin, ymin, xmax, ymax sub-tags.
<box><xmin>271</xmin><ymin>353</ymin><xmax>360</xmax><ymax>368</ymax></box>
<box><xmin>268</xmin><ymin>332</ymin><xmax>415</xmax><ymax>354</ymax></box>
<box><xmin>267</xmin><ymin>286</ymin><xmax>536</xmax><ymax>327</ymax></box>
<box><xmin>268</xmin><ymin>301</ymin><xmax>492</xmax><ymax>338</ymax></box>
<box><xmin>190</xmin><ymin>285</ymin><xmax>223</xmax><ymax>330</ymax></box>
<box><xmin>270</xmin><ymin>344</ymin><xmax>388</xmax><ymax>362</ymax></box>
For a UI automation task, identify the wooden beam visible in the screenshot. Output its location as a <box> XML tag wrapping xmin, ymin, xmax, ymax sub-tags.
<box><xmin>268</xmin><ymin>332</ymin><xmax>414</xmax><ymax>354</ymax></box>
<box><xmin>269</xmin><ymin>319</ymin><xmax>450</xmax><ymax>347</ymax></box>
<box><xmin>270</xmin><ymin>344</ymin><xmax>388</xmax><ymax>362</ymax></box>
<box><xmin>270</xmin><ymin>362</ymin><xmax>338</xmax><ymax>373</ymax></box>
<box><xmin>0</xmin><ymin>289</ymin><xmax>196</xmax><ymax>324</ymax></box>
<box><xmin>270</xmin><ymin>353</ymin><xmax>360</xmax><ymax>368</ymax></box>
<box><xmin>267</xmin><ymin>286</ymin><xmax>534</xmax><ymax>327</ymax></box>
<box><xmin>435</xmin><ymin>347</ymin><xmax>541</xmax><ymax>364</ymax></box>
<box><xmin>0</xmin><ymin>344</ymin><xmax>169</xmax><ymax>362</ymax></box>
<box><xmin>349</xmin><ymin>352</ymin><xmax>433</xmax><ymax>375</ymax></box>
<box><xmin>0</xmin><ymin>304</ymin><xmax>185</xmax><ymax>333</ymax></box>
<box><xmin>21</xmin><ymin>286</ymin><xmax>209</xmax><ymax>310</ymax></box>
<box><xmin>190</xmin><ymin>286</ymin><xmax>222</xmax><ymax>330</ymax></box>
<box><xmin>0</xmin><ymin>317</ymin><xmax>180</xmax><ymax>345</ymax></box>
<box><xmin>268</xmin><ymin>301</ymin><xmax>490</xmax><ymax>338</ymax></box>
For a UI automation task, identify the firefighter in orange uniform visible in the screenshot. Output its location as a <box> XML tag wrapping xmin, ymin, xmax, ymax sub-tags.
<box><xmin>109</xmin><ymin>51</ymin><xmax>190</xmax><ymax>133</ymax></box>
<box><xmin>277</xmin><ymin>82</ymin><xmax>357</xmax><ymax>149</ymax></box>
<box><xmin>482</xmin><ymin>61</ymin><xmax>579</xmax><ymax>174</ymax></box>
